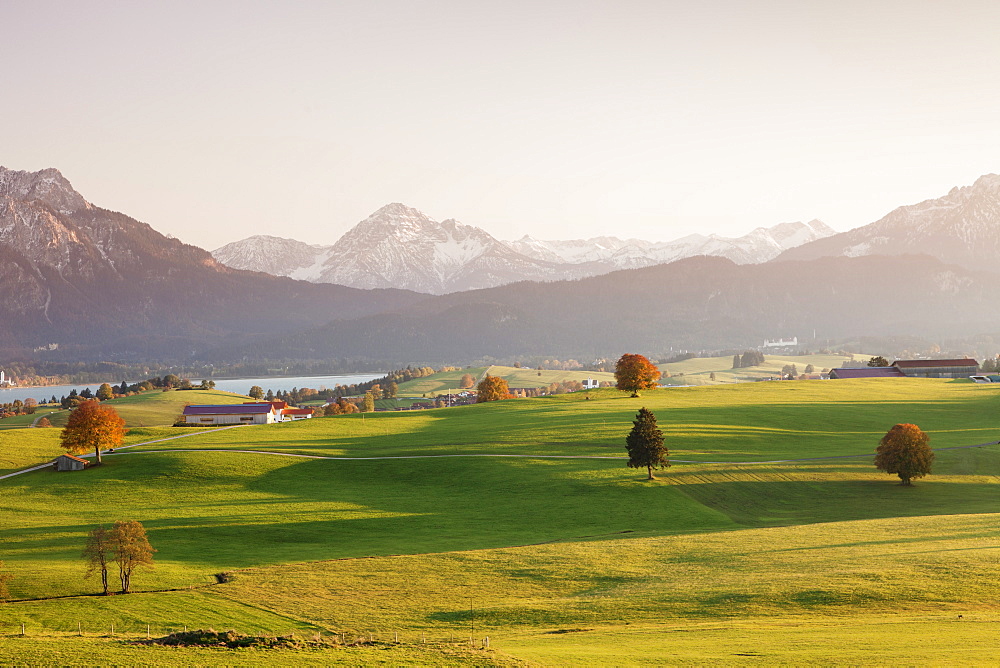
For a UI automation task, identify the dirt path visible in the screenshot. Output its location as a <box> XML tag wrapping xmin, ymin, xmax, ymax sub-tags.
<box><xmin>0</xmin><ymin>425</ymin><xmax>247</xmax><ymax>481</ymax></box>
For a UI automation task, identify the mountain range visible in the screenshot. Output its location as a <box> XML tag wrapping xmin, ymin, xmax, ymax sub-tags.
<box><xmin>3</xmin><ymin>165</ymin><xmax>1000</xmax><ymax>364</ymax></box>
<box><xmin>776</xmin><ymin>173</ymin><xmax>1000</xmax><ymax>270</ymax></box>
<box><xmin>0</xmin><ymin>166</ymin><xmax>421</xmax><ymax>360</ymax></box>
<box><xmin>212</xmin><ymin>207</ymin><xmax>835</xmax><ymax>294</ymax></box>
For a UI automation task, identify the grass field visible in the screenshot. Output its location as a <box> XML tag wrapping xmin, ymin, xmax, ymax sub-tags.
<box><xmin>0</xmin><ymin>378</ymin><xmax>998</xmax><ymax>664</ymax></box>
<box><xmin>398</xmin><ymin>366</ymin><xmax>617</xmax><ymax>396</ymax></box>
<box><xmin>661</xmin><ymin>353</ymin><xmax>874</xmax><ymax>384</ymax></box>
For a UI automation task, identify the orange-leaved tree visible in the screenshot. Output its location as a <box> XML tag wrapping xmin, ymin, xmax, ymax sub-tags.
<box><xmin>615</xmin><ymin>353</ymin><xmax>662</xmax><ymax>397</ymax></box>
<box><xmin>476</xmin><ymin>375</ymin><xmax>511</xmax><ymax>402</ymax></box>
<box><xmin>874</xmin><ymin>423</ymin><xmax>934</xmax><ymax>486</ymax></box>
<box><xmin>59</xmin><ymin>399</ymin><xmax>127</xmax><ymax>465</ymax></box>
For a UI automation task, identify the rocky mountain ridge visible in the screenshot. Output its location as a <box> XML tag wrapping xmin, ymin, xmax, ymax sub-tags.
<box><xmin>213</xmin><ymin>207</ymin><xmax>835</xmax><ymax>293</ymax></box>
<box><xmin>0</xmin><ymin>166</ymin><xmax>421</xmax><ymax>359</ymax></box>
<box><xmin>777</xmin><ymin>174</ymin><xmax>1000</xmax><ymax>269</ymax></box>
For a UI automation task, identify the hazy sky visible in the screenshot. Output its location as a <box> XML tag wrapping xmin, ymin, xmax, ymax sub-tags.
<box><xmin>3</xmin><ymin>1</ymin><xmax>1000</xmax><ymax>249</ymax></box>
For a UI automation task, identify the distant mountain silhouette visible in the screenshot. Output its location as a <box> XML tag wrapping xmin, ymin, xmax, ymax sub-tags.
<box><xmin>225</xmin><ymin>253</ymin><xmax>1000</xmax><ymax>365</ymax></box>
<box><xmin>0</xmin><ymin>167</ymin><xmax>422</xmax><ymax>360</ymax></box>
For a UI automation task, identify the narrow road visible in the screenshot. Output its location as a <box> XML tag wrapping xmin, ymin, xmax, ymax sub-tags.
<box><xmin>0</xmin><ymin>424</ymin><xmax>247</xmax><ymax>481</ymax></box>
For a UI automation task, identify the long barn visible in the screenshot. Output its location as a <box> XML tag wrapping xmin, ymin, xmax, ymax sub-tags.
<box><xmin>182</xmin><ymin>403</ymin><xmax>280</xmax><ymax>425</ymax></box>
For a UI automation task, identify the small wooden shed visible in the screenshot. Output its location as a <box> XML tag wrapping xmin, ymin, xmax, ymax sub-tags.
<box><xmin>54</xmin><ymin>454</ymin><xmax>90</xmax><ymax>472</ymax></box>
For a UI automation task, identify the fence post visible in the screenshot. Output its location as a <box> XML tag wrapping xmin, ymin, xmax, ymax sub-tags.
<box><xmin>110</xmin><ymin>622</ymin><xmax>115</xmax><ymax>636</ymax></box>
<box><xmin>394</xmin><ymin>631</ymin><xmax>398</xmax><ymax>643</ymax></box>
<box><xmin>147</xmin><ymin>624</ymin><xmax>150</xmax><ymax>639</ymax></box>
<box><xmin>78</xmin><ymin>621</ymin><xmax>82</xmax><ymax>636</ymax></box>
<box><xmin>20</xmin><ymin>623</ymin><xmax>25</xmax><ymax>636</ymax></box>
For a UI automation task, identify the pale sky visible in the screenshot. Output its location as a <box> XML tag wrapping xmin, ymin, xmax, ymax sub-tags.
<box><xmin>3</xmin><ymin>0</ymin><xmax>1000</xmax><ymax>249</ymax></box>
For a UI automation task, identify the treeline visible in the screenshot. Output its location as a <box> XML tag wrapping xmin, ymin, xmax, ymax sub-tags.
<box><xmin>255</xmin><ymin>366</ymin><xmax>442</xmax><ymax>405</ymax></box>
<box><xmin>0</xmin><ymin>398</ymin><xmax>38</xmax><ymax>418</ymax></box>
<box><xmin>732</xmin><ymin>351</ymin><xmax>765</xmax><ymax>368</ymax></box>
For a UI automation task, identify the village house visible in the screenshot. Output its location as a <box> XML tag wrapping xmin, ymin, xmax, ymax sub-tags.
<box><xmin>281</xmin><ymin>407</ymin><xmax>314</xmax><ymax>420</ymax></box>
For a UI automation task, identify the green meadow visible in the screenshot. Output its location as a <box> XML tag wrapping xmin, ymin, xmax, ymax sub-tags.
<box><xmin>398</xmin><ymin>365</ymin><xmax>617</xmax><ymax>396</ymax></box>
<box><xmin>0</xmin><ymin>378</ymin><xmax>998</xmax><ymax>664</ymax></box>
<box><xmin>660</xmin><ymin>352</ymin><xmax>873</xmax><ymax>384</ymax></box>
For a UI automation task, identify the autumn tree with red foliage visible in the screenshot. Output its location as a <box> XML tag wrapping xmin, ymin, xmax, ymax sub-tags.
<box><xmin>615</xmin><ymin>354</ymin><xmax>662</xmax><ymax>397</ymax></box>
<box><xmin>59</xmin><ymin>399</ymin><xmax>127</xmax><ymax>465</ymax></box>
<box><xmin>476</xmin><ymin>375</ymin><xmax>511</xmax><ymax>402</ymax></box>
<box><xmin>875</xmin><ymin>423</ymin><xmax>934</xmax><ymax>486</ymax></box>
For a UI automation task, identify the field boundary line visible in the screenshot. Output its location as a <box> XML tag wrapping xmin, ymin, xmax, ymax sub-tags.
<box><xmin>110</xmin><ymin>439</ymin><xmax>1000</xmax><ymax>464</ymax></box>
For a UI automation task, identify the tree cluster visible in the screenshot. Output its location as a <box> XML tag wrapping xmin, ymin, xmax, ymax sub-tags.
<box><xmin>732</xmin><ymin>350</ymin><xmax>765</xmax><ymax>368</ymax></box>
<box><xmin>83</xmin><ymin>521</ymin><xmax>155</xmax><ymax>595</ymax></box>
<box><xmin>780</xmin><ymin>363</ymin><xmax>799</xmax><ymax>379</ymax></box>
<box><xmin>867</xmin><ymin>356</ymin><xmax>890</xmax><ymax>367</ymax></box>
<box><xmin>980</xmin><ymin>356</ymin><xmax>1000</xmax><ymax>373</ymax></box>
<box><xmin>615</xmin><ymin>354</ymin><xmax>662</xmax><ymax>397</ymax></box>
<box><xmin>0</xmin><ymin>397</ymin><xmax>37</xmax><ymax>420</ymax></box>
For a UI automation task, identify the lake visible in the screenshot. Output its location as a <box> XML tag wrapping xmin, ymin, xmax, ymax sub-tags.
<box><xmin>0</xmin><ymin>373</ymin><xmax>385</xmax><ymax>404</ymax></box>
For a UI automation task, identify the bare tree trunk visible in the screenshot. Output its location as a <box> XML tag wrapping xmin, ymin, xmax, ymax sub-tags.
<box><xmin>647</xmin><ymin>466</ymin><xmax>654</xmax><ymax>480</ymax></box>
<box><xmin>101</xmin><ymin>567</ymin><xmax>108</xmax><ymax>595</ymax></box>
<box><xmin>94</xmin><ymin>446</ymin><xmax>102</xmax><ymax>465</ymax></box>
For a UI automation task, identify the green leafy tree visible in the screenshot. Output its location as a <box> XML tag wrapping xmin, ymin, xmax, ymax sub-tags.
<box><xmin>476</xmin><ymin>375</ymin><xmax>510</xmax><ymax>402</ymax></box>
<box><xmin>875</xmin><ymin>423</ymin><xmax>934</xmax><ymax>486</ymax></box>
<box><xmin>804</xmin><ymin>364</ymin><xmax>815</xmax><ymax>374</ymax></box>
<box><xmin>386</xmin><ymin>382</ymin><xmax>398</xmax><ymax>399</ymax></box>
<box><xmin>111</xmin><ymin>520</ymin><xmax>155</xmax><ymax>594</ymax></box>
<box><xmin>625</xmin><ymin>407</ymin><xmax>669</xmax><ymax>480</ymax></box>
<box><xmin>732</xmin><ymin>354</ymin><xmax>740</xmax><ymax>369</ymax></box>
<box><xmin>362</xmin><ymin>392</ymin><xmax>375</xmax><ymax>413</ymax></box>
<box><xmin>60</xmin><ymin>400</ymin><xmax>127</xmax><ymax>465</ymax></box>
<box><xmin>248</xmin><ymin>386</ymin><xmax>265</xmax><ymax>400</ymax></box>
<box><xmin>82</xmin><ymin>525</ymin><xmax>113</xmax><ymax>595</ymax></box>
<box><xmin>615</xmin><ymin>354</ymin><xmax>662</xmax><ymax>397</ymax></box>
<box><xmin>709</xmin><ymin>372</ymin><xmax>717</xmax><ymax>381</ymax></box>
<box><xmin>867</xmin><ymin>356</ymin><xmax>889</xmax><ymax>367</ymax></box>
<box><xmin>96</xmin><ymin>383</ymin><xmax>114</xmax><ymax>401</ymax></box>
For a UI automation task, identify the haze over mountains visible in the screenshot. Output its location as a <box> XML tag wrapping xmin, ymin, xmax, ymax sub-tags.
<box><xmin>777</xmin><ymin>173</ymin><xmax>1000</xmax><ymax>270</ymax></box>
<box><xmin>0</xmin><ymin>166</ymin><xmax>420</xmax><ymax>360</ymax></box>
<box><xmin>4</xmin><ymin>165</ymin><xmax>1000</xmax><ymax>364</ymax></box>
<box><xmin>212</xmin><ymin>206</ymin><xmax>835</xmax><ymax>294</ymax></box>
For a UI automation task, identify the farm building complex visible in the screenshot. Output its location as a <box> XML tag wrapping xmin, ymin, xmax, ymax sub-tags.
<box><xmin>830</xmin><ymin>359</ymin><xmax>978</xmax><ymax>380</ymax></box>
<box><xmin>181</xmin><ymin>401</ymin><xmax>314</xmax><ymax>425</ymax></box>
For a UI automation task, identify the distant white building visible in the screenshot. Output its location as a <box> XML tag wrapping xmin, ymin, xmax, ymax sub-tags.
<box><xmin>762</xmin><ymin>337</ymin><xmax>798</xmax><ymax>348</ymax></box>
<box><xmin>581</xmin><ymin>378</ymin><xmax>600</xmax><ymax>389</ymax></box>
<box><xmin>0</xmin><ymin>370</ymin><xmax>12</xmax><ymax>387</ymax></box>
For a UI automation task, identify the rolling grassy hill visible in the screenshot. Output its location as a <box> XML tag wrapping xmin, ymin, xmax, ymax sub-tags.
<box><xmin>397</xmin><ymin>365</ymin><xmax>617</xmax><ymax>396</ymax></box>
<box><xmin>660</xmin><ymin>352</ymin><xmax>876</xmax><ymax>384</ymax></box>
<box><xmin>0</xmin><ymin>378</ymin><xmax>998</xmax><ymax>664</ymax></box>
